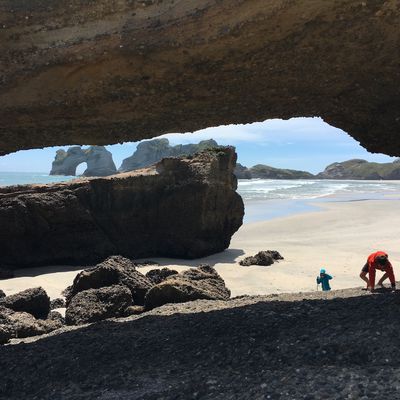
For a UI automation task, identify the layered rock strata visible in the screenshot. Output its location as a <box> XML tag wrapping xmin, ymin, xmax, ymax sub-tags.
<box><xmin>0</xmin><ymin>148</ymin><xmax>244</xmax><ymax>268</ymax></box>
<box><xmin>1</xmin><ymin>1</ymin><xmax>400</xmax><ymax>156</ymax></box>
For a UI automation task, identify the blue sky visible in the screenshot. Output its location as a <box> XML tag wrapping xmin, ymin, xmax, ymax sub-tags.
<box><xmin>0</xmin><ymin>117</ymin><xmax>396</xmax><ymax>174</ymax></box>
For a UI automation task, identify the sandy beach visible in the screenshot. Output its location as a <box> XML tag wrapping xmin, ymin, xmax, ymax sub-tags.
<box><xmin>2</xmin><ymin>196</ymin><xmax>400</xmax><ymax>299</ymax></box>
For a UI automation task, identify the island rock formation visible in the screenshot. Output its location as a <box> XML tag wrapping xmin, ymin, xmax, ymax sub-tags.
<box><xmin>317</xmin><ymin>159</ymin><xmax>400</xmax><ymax>180</ymax></box>
<box><xmin>234</xmin><ymin>164</ymin><xmax>314</xmax><ymax>179</ymax></box>
<box><xmin>1</xmin><ymin>1</ymin><xmax>399</xmax><ymax>157</ymax></box>
<box><xmin>118</xmin><ymin>139</ymin><xmax>219</xmax><ymax>172</ymax></box>
<box><xmin>50</xmin><ymin>146</ymin><xmax>117</xmax><ymax>177</ymax></box>
<box><xmin>0</xmin><ymin>148</ymin><xmax>244</xmax><ymax>268</ymax></box>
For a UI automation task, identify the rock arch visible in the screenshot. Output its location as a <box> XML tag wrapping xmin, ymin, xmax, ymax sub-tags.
<box><xmin>0</xmin><ymin>1</ymin><xmax>399</xmax><ymax>155</ymax></box>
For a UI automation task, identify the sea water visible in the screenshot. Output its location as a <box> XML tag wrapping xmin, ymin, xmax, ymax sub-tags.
<box><xmin>2</xmin><ymin>172</ymin><xmax>400</xmax><ymax>223</ymax></box>
<box><xmin>237</xmin><ymin>179</ymin><xmax>400</xmax><ymax>222</ymax></box>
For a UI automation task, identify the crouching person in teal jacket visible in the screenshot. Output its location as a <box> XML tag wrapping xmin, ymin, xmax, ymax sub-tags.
<box><xmin>317</xmin><ymin>269</ymin><xmax>332</xmax><ymax>291</ymax></box>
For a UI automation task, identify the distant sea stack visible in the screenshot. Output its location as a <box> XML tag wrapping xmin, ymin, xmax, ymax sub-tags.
<box><xmin>50</xmin><ymin>146</ymin><xmax>117</xmax><ymax>177</ymax></box>
<box><xmin>1</xmin><ymin>148</ymin><xmax>244</xmax><ymax>268</ymax></box>
<box><xmin>234</xmin><ymin>164</ymin><xmax>314</xmax><ymax>179</ymax></box>
<box><xmin>316</xmin><ymin>159</ymin><xmax>400</xmax><ymax>180</ymax></box>
<box><xmin>118</xmin><ymin>139</ymin><xmax>220</xmax><ymax>172</ymax></box>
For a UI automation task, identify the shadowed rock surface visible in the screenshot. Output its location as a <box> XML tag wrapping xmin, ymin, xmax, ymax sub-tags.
<box><xmin>50</xmin><ymin>146</ymin><xmax>117</xmax><ymax>177</ymax></box>
<box><xmin>65</xmin><ymin>285</ymin><xmax>133</xmax><ymax>326</ymax></box>
<box><xmin>0</xmin><ymin>306</ymin><xmax>62</xmax><ymax>344</ymax></box>
<box><xmin>317</xmin><ymin>158</ymin><xmax>400</xmax><ymax>180</ymax></box>
<box><xmin>145</xmin><ymin>268</ymin><xmax>179</xmax><ymax>285</ymax></box>
<box><xmin>145</xmin><ymin>265</ymin><xmax>230</xmax><ymax>310</ymax></box>
<box><xmin>0</xmin><ymin>287</ymin><xmax>50</xmax><ymax>319</ymax></box>
<box><xmin>240</xmin><ymin>250</ymin><xmax>284</xmax><ymax>267</ymax></box>
<box><xmin>66</xmin><ymin>256</ymin><xmax>153</xmax><ymax>306</ymax></box>
<box><xmin>119</xmin><ymin>139</ymin><xmax>219</xmax><ymax>172</ymax></box>
<box><xmin>0</xmin><ymin>148</ymin><xmax>244</xmax><ymax>268</ymax></box>
<box><xmin>1</xmin><ymin>288</ymin><xmax>400</xmax><ymax>399</ymax></box>
<box><xmin>50</xmin><ymin>298</ymin><xmax>65</xmax><ymax>310</ymax></box>
<box><xmin>1</xmin><ymin>1</ymin><xmax>400</xmax><ymax>157</ymax></box>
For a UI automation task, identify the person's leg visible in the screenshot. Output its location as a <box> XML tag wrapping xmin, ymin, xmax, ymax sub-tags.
<box><xmin>377</xmin><ymin>272</ymin><xmax>389</xmax><ymax>288</ymax></box>
<box><xmin>360</xmin><ymin>270</ymin><xmax>370</xmax><ymax>289</ymax></box>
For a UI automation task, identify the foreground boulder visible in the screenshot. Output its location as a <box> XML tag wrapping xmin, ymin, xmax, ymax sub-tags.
<box><xmin>65</xmin><ymin>285</ymin><xmax>133</xmax><ymax>325</ymax></box>
<box><xmin>145</xmin><ymin>265</ymin><xmax>230</xmax><ymax>310</ymax></box>
<box><xmin>66</xmin><ymin>256</ymin><xmax>153</xmax><ymax>306</ymax></box>
<box><xmin>0</xmin><ymin>287</ymin><xmax>50</xmax><ymax>319</ymax></box>
<box><xmin>0</xmin><ymin>148</ymin><xmax>244</xmax><ymax>268</ymax></box>
<box><xmin>0</xmin><ymin>306</ymin><xmax>63</xmax><ymax>344</ymax></box>
<box><xmin>239</xmin><ymin>251</ymin><xmax>284</xmax><ymax>267</ymax></box>
<box><xmin>145</xmin><ymin>268</ymin><xmax>179</xmax><ymax>285</ymax></box>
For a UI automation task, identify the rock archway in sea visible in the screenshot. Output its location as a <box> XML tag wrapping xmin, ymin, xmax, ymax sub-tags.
<box><xmin>0</xmin><ymin>1</ymin><xmax>399</xmax><ymax>156</ymax></box>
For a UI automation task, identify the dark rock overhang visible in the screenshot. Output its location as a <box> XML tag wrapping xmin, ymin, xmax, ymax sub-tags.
<box><xmin>1</xmin><ymin>0</ymin><xmax>399</xmax><ymax>155</ymax></box>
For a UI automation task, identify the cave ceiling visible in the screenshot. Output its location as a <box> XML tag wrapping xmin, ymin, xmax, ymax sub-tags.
<box><xmin>0</xmin><ymin>0</ymin><xmax>399</xmax><ymax>155</ymax></box>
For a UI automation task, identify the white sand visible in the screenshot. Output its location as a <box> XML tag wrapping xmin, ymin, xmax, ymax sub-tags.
<box><xmin>2</xmin><ymin>198</ymin><xmax>400</xmax><ymax>298</ymax></box>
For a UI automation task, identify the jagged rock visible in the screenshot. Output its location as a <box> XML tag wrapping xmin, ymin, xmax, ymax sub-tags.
<box><xmin>0</xmin><ymin>268</ymin><xmax>14</xmax><ymax>280</ymax></box>
<box><xmin>119</xmin><ymin>139</ymin><xmax>219</xmax><ymax>172</ymax></box>
<box><xmin>2</xmin><ymin>2</ymin><xmax>400</xmax><ymax>159</ymax></box>
<box><xmin>0</xmin><ymin>148</ymin><xmax>244</xmax><ymax>268</ymax></box>
<box><xmin>0</xmin><ymin>306</ymin><xmax>62</xmax><ymax>343</ymax></box>
<box><xmin>50</xmin><ymin>298</ymin><xmax>65</xmax><ymax>310</ymax></box>
<box><xmin>317</xmin><ymin>159</ymin><xmax>400</xmax><ymax>180</ymax></box>
<box><xmin>65</xmin><ymin>285</ymin><xmax>133</xmax><ymax>325</ymax></box>
<box><xmin>66</xmin><ymin>256</ymin><xmax>153</xmax><ymax>306</ymax></box>
<box><xmin>145</xmin><ymin>265</ymin><xmax>230</xmax><ymax>310</ymax></box>
<box><xmin>50</xmin><ymin>145</ymin><xmax>117</xmax><ymax>177</ymax></box>
<box><xmin>0</xmin><ymin>325</ymin><xmax>11</xmax><ymax>345</ymax></box>
<box><xmin>0</xmin><ymin>287</ymin><xmax>50</xmax><ymax>319</ymax></box>
<box><xmin>239</xmin><ymin>251</ymin><xmax>284</xmax><ymax>267</ymax></box>
<box><xmin>0</xmin><ymin>289</ymin><xmax>5</xmax><ymax>299</ymax></box>
<box><xmin>145</xmin><ymin>268</ymin><xmax>179</xmax><ymax>285</ymax></box>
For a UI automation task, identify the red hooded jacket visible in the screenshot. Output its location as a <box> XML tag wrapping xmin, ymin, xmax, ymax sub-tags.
<box><xmin>366</xmin><ymin>251</ymin><xmax>395</xmax><ymax>290</ymax></box>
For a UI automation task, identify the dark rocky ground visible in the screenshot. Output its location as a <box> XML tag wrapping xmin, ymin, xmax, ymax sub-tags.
<box><xmin>1</xmin><ymin>287</ymin><xmax>400</xmax><ymax>400</ymax></box>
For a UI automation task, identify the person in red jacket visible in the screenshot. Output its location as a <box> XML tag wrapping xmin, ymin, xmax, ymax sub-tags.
<box><xmin>359</xmin><ymin>251</ymin><xmax>396</xmax><ymax>291</ymax></box>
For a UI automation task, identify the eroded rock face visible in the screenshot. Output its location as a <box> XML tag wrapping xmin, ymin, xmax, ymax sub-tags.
<box><xmin>50</xmin><ymin>146</ymin><xmax>117</xmax><ymax>177</ymax></box>
<box><xmin>66</xmin><ymin>256</ymin><xmax>153</xmax><ymax>306</ymax></box>
<box><xmin>145</xmin><ymin>265</ymin><xmax>230</xmax><ymax>310</ymax></box>
<box><xmin>239</xmin><ymin>251</ymin><xmax>284</xmax><ymax>267</ymax></box>
<box><xmin>0</xmin><ymin>1</ymin><xmax>399</xmax><ymax>156</ymax></box>
<box><xmin>0</xmin><ymin>148</ymin><xmax>244</xmax><ymax>268</ymax></box>
<box><xmin>145</xmin><ymin>268</ymin><xmax>179</xmax><ymax>285</ymax></box>
<box><xmin>65</xmin><ymin>285</ymin><xmax>133</xmax><ymax>325</ymax></box>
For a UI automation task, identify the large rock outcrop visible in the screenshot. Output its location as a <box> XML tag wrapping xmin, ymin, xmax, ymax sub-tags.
<box><xmin>0</xmin><ymin>148</ymin><xmax>244</xmax><ymax>268</ymax></box>
<box><xmin>1</xmin><ymin>1</ymin><xmax>399</xmax><ymax>156</ymax></box>
<box><xmin>317</xmin><ymin>158</ymin><xmax>400</xmax><ymax>180</ymax></box>
<box><xmin>50</xmin><ymin>146</ymin><xmax>117</xmax><ymax>177</ymax></box>
<box><xmin>119</xmin><ymin>139</ymin><xmax>219</xmax><ymax>172</ymax></box>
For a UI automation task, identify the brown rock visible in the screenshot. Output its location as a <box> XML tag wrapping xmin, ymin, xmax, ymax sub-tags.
<box><xmin>0</xmin><ymin>287</ymin><xmax>50</xmax><ymax>319</ymax></box>
<box><xmin>50</xmin><ymin>298</ymin><xmax>66</xmax><ymax>310</ymax></box>
<box><xmin>145</xmin><ymin>265</ymin><xmax>230</xmax><ymax>310</ymax></box>
<box><xmin>0</xmin><ymin>2</ymin><xmax>399</xmax><ymax>158</ymax></box>
<box><xmin>65</xmin><ymin>285</ymin><xmax>133</xmax><ymax>326</ymax></box>
<box><xmin>239</xmin><ymin>251</ymin><xmax>284</xmax><ymax>267</ymax></box>
<box><xmin>0</xmin><ymin>149</ymin><xmax>244</xmax><ymax>268</ymax></box>
<box><xmin>66</xmin><ymin>256</ymin><xmax>153</xmax><ymax>306</ymax></box>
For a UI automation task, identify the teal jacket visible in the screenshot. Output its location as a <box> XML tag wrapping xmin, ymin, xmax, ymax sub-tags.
<box><xmin>317</xmin><ymin>274</ymin><xmax>332</xmax><ymax>291</ymax></box>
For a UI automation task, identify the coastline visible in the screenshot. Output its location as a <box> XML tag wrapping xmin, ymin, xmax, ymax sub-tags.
<box><xmin>2</xmin><ymin>196</ymin><xmax>400</xmax><ymax>299</ymax></box>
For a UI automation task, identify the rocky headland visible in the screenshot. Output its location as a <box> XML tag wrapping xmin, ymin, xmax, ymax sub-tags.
<box><xmin>0</xmin><ymin>148</ymin><xmax>243</xmax><ymax>268</ymax></box>
<box><xmin>50</xmin><ymin>146</ymin><xmax>117</xmax><ymax>177</ymax></box>
<box><xmin>1</xmin><ymin>285</ymin><xmax>399</xmax><ymax>399</ymax></box>
<box><xmin>317</xmin><ymin>158</ymin><xmax>400</xmax><ymax>180</ymax></box>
